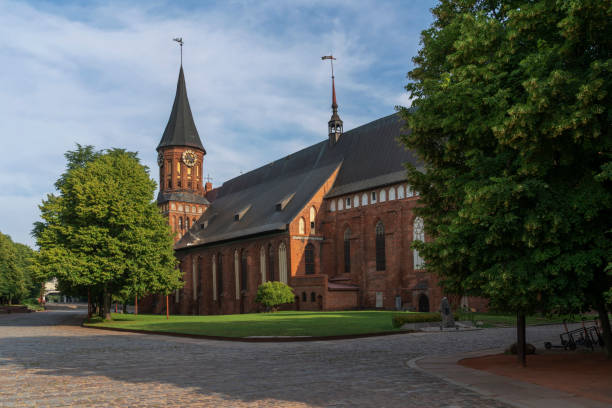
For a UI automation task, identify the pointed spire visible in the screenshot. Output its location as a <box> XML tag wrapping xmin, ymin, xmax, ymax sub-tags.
<box><xmin>332</xmin><ymin>75</ymin><xmax>338</xmax><ymax>109</ymax></box>
<box><xmin>157</xmin><ymin>66</ymin><xmax>205</xmax><ymax>153</ymax></box>
<box><xmin>322</xmin><ymin>55</ymin><xmax>343</xmax><ymax>145</ymax></box>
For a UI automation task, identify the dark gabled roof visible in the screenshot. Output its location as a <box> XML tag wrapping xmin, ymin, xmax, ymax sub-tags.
<box><xmin>176</xmin><ymin>112</ymin><xmax>419</xmax><ymax>249</ymax></box>
<box><xmin>157</xmin><ymin>66</ymin><xmax>205</xmax><ymax>152</ymax></box>
<box><xmin>325</xmin><ymin>113</ymin><xmax>420</xmax><ymax>198</ymax></box>
<box><xmin>157</xmin><ymin>191</ymin><xmax>210</xmax><ymax>206</ymax></box>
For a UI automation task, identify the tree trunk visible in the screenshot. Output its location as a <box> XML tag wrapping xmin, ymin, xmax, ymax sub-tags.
<box><xmin>87</xmin><ymin>288</ymin><xmax>92</xmax><ymax>318</ymax></box>
<box><xmin>103</xmin><ymin>290</ymin><xmax>112</xmax><ymax>321</ymax></box>
<box><xmin>122</xmin><ymin>303</ymin><xmax>127</xmax><ymax>314</ymax></box>
<box><xmin>517</xmin><ymin>312</ymin><xmax>526</xmax><ymax>367</ymax></box>
<box><xmin>595</xmin><ymin>295</ymin><xmax>612</xmax><ymax>358</ymax></box>
<box><xmin>135</xmin><ymin>294</ymin><xmax>138</xmax><ymax>315</ymax></box>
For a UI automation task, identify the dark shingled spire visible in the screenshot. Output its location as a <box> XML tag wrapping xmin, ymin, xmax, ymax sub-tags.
<box><xmin>157</xmin><ymin>66</ymin><xmax>205</xmax><ymax>153</ymax></box>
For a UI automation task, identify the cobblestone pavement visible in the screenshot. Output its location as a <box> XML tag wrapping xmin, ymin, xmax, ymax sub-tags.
<box><xmin>0</xmin><ymin>311</ymin><xmax>570</xmax><ymax>407</ymax></box>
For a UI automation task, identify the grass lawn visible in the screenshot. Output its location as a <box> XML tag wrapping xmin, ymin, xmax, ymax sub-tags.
<box><xmin>84</xmin><ymin>311</ymin><xmax>607</xmax><ymax>338</ymax></box>
<box><xmin>84</xmin><ymin>311</ymin><xmax>406</xmax><ymax>338</ymax></box>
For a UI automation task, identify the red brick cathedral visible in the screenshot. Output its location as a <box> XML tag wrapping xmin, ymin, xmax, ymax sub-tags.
<box><xmin>146</xmin><ymin>65</ymin><xmax>481</xmax><ymax>315</ymax></box>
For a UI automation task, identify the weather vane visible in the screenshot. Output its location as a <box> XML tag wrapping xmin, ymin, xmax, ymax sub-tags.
<box><xmin>205</xmin><ymin>174</ymin><xmax>213</xmax><ymax>183</ymax></box>
<box><xmin>321</xmin><ymin>55</ymin><xmax>336</xmax><ymax>78</ymax></box>
<box><xmin>173</xmin><ymin>37</ymin><xmax>184</xmax><ymax>65</ymax></box>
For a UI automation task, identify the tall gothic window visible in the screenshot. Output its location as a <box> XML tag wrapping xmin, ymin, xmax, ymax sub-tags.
<box><xmin>376</xmin><ymin>221</ymin><xmax>386</xmax><ymax>271</ymax></box>
<box><xmin>241</xmin><ymin>250</ymin><xmax>248</xmax><ymax>291</ymax></box>
<box><xmin>413</xmin><ymin>217</ymin><xmax>425</xmax><ymax>270</ymax></box>
<box><xmin>212</xmin><ymin>254</ymin><xmax>218</xmax><ymax>301</ymax></box>
<box><xmin>234</xmin><ymin>250</ymin><xmax>240</xmax><ymax>299</ymax></box>
<box><xmin>309</xmin><ymin>207</ymin><xmax>316</xmax><ymax>233</ymax></box>
<box><xmin>260</xmin><ymin>246</ymin><xmax>266</xmax><ymax>284</ymax></box>
<box><xmin>178</xmin><ymin>217</ymin><xmax>183</xmax><ymax>230</ymax></box>
<box><xmin>217</xmin><ymin>253</ymin><xmax>223</xmax><ymax>301</ymax></box>
<box><xmin>299</xmin><ymin>217</ymin><xmax>305</xmax><ymax>234</ymax></box>
<box><xmin>268</xmin><ymin>244</ymin><xmax>275</xmax><ymax>281</ymax></box>
<box><xmin>344</xmin><ymin>228</ymin><xmax>351</xmax><ymax>274</ymax></box>
<box><xmin>305</xmin><ymin>243</ymin><xmax>315</xmax><ymax>275</ymax></box>
<box><xmin>278</xmin><ymin>242</ymin><xmax>288</xmax><ymax>284</ymax></box>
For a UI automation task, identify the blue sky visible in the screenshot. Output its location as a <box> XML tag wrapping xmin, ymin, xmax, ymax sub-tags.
<box><xmin>0</xmin><ymin>0</ymin><xmax>437</xmax><ymax>247</ymax></box>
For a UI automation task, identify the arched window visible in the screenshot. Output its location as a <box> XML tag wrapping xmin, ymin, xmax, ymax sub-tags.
<box><xmin>278</xmin><ymin>242</ymin><xmax>288</xmax><ymax>283</ymax></box>
<box><xmin>380</xmin><ymin>189</ymin><xmax>386</xmax><ymax>202</ymax></box>
<box><xmin>311</xmin><ymin>292</ymin><xmax>316</xmax><ymax>302</ymax></box>
<box><xmin>376</xmin><ymin>221</ymin><xmax>386</xmax><ymax>271</ymax></box>
<box><xmin>212</xmin><ymin>254</ymin><xmax>218</xmax><ymax>301</ymax></box>
<box><xmin>389</xmin><ymin>187</ymin><xmax>396</xmax><ymax>200</ymax></box>
<box><xmin>407</xmin><ymin>185</ymin><xmax>414</xmax><ymax>197</ymax></box>
<box><xmin>345</xmin><ymin>197</ymin><xmax>351</xmax><ymax>209</ymax></box>
<box><xmin>398</xmin><ymin>185</ymin><xmax>405</xmax><ymax>199</ymax></box>
<box><xmin>241</xmin><ymin>250</ymin><xmax>248</xmax><ymax>292</ymax></box>
<box><xmin>309</xmin><ymin>206</ymin><xmax>316</xmax><ymax>233</ymax></box>
<box><xmin>305</xmin><ymin>243</ymin><xmax>315</xmax><ymax>275</ymax></box>
<box><xmin>361</xmin><ymin>193</ymin><xmax>368</xmax><ymax>205</ymax></box>
<box><xmin>302</xmin><ymin>292</ymin><xmax>307</xmax><ymax>302</ymax></box>
<box><xmin>353</xmin><ymin>195</ymin><xmax>359</xmax><ymax>207</ymax></box>
<box><xmin>192</xmin><ymin>257</ymin><xmax>198</xmax><ymax>301</ymax></box>
<box><xmin>338</xmin><ymin>198</ymin><xmax>344</xmax><ymax>211</ymax></box>
<box><xmin>371</xmin><ymin>191</ymin><xmax>377</xmax><ymax>203</ymax></box>
<box><xmin>330</xmin><ymin>200</ymin><xmax>336</xmax><ymax>212</ymax></box>
<box><xmin>178</xmin><ymin>217</ymin><xmax>183</xmax><ymax>230</ymax></box>
<box><xmin>217</xmin><ymin>253</ymin><xmax>223</xmax><ymax>300</ymax></box>
<box><xmin>344</xmin><ymin>228</ymin><xmax>351</xmax><ymax>274</ymax></box>
<box><xmin>234</xmin><ymin>250</ymin><xmax>240</xmax><ymax>299</ymax></box>
<box><xmin>298</xmin><ymin>217</ymin><xmax>305</xmax><ymax>234</ymax></box>
<box><xmin>413</xmin><ymin>217</ymin><xmax>425</xmax><ymax>270</ymax></box>
<box><xmin>268</xmin><ymin>244</ymin><xmax>275</xmax><ymax>281</ymax></box>
<box><xmin>260</xmin><ymin>246</ymin><xmax>266</xmax><ymax>284</ymax></box>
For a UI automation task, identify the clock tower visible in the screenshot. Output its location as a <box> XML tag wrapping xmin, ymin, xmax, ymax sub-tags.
<box><xmin>156</xmin><ymin>66</ymin><xmax>210</xmax><ymax>241</ymax></box>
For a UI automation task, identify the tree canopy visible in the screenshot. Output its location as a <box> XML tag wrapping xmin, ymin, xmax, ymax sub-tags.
<box><xmin>34</xmin><ymin>145</ymin><xmax>181</xmax><ymax>319</ymax></box>
<box><xmin>0</xmin><ymin>231</ymin><xmax>38</xmax><ymax>304</ymax></box>
<box><xmin>400</xmin><ymin>0</ymin><xmax>611</xmax><ymax>354</ymax></box>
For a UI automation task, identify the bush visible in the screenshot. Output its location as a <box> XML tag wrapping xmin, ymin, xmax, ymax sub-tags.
<box><xmin>255</xmin><ymin>281</ymin><xmax>294</xmax><ymax>311</ymax></box>
<box><xmin>392</xmin><ymin>312</ymin><xmax>442</xmax><ymax>328</ymax></box>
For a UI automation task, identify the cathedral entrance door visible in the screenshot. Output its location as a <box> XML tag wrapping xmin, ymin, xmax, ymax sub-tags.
<box><xmin>418</xmin><ymin>294</ymin><xmax>430</xmax><ymax>312</ymax></box>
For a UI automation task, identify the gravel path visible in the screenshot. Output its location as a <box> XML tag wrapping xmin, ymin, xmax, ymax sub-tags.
<box><xmin>0</xmin><ymin>311</ymin><xmax>571</xmax><ymax>407</ymax></box>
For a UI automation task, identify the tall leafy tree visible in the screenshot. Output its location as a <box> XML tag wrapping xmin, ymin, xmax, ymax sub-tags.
<box><xmin>0</xmin><ymin>232</ymin><xmax>26</xmax><ymax>304</ymax></box>
<box><xmin>35</xmin><ymin>146</ymin><xmax>181</xmax><ymax>319</ymax></box>
<box><xmin>400</xmin><ymin>0</ymin><xmax>612</xmax><ymax>357</ymax></box>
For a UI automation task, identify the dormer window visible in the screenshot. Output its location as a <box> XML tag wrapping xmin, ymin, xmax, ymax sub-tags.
<box><xmin>234</xmin><ymin>205</ymin><xmax>251</xmax><ymax>221</ymax></box>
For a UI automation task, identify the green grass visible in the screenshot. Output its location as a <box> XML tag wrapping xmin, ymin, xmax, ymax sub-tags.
<box><xmin>84</xmin><ymin>310</ymin><xmax>607</xmax><ymax>338</ymax></box>
<box><xmin>85</xmin><ymin>310</ymin><xmax>409</xmax><ymax>338</ymax></box>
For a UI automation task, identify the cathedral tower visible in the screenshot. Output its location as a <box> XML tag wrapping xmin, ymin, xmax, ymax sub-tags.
<box><xmin>157</xmin><ymin>66</ymin><xmax>210</xmax><ymax>241</ymax></box>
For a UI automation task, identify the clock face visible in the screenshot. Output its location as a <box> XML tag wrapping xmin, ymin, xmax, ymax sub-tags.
<box><xmin>157</xmin><ymin>152</ymin><xmax>164</xmax><ymax>167</ymax></box>
<box><xmin>182</xmin><ymin>150</ymin><xmax>197</xmax><ymax>167</ymax></box>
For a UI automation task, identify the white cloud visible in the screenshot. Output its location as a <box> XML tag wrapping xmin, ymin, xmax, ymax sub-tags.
<box><xmin>0</xmin><ymin>0</ymin><xmax>434</xmax><ymax>246</ymax></box>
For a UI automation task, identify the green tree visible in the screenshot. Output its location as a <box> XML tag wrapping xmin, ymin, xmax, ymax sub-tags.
<box><xmin>400</xmin><ymin>0</ymin><xmax>611</xmax><ymax>357</ymax></box>
<box><xmin>0</xmin><ymin>232</ymin><xmax>26</xmax><ymax>304</ymax></box>
<box><xmin>35</xmin><ymin>146</ymin><xmax>181</xmax><ymax>320</ymax></box>
<box><xmin>255</xmin><ymin>281</ymin><xmax>295</xmax><ymax>311</ymax></box>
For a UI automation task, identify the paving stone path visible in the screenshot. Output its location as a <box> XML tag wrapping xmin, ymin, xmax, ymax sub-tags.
<box><xmin>0</xmin><ymin>311</ymin><xmax>569</xmax><ymax>407</ymax></box>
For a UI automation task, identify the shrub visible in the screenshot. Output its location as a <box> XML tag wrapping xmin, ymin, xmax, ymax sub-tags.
<box><xmin>392</xmin><ymin>312</ymin><xmax>442</xmax><ymax>328</ymax></box>
<box><xmin>255</xmin><ymin>281</ymin><xmax>294</xmax><ymax>311</ymax></box>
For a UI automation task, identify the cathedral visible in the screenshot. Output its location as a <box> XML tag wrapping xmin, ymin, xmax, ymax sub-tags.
<box><xmin>143</xmin><ymin>65</ymin><xmax>483</xmax><ymax>315</ymax></box>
